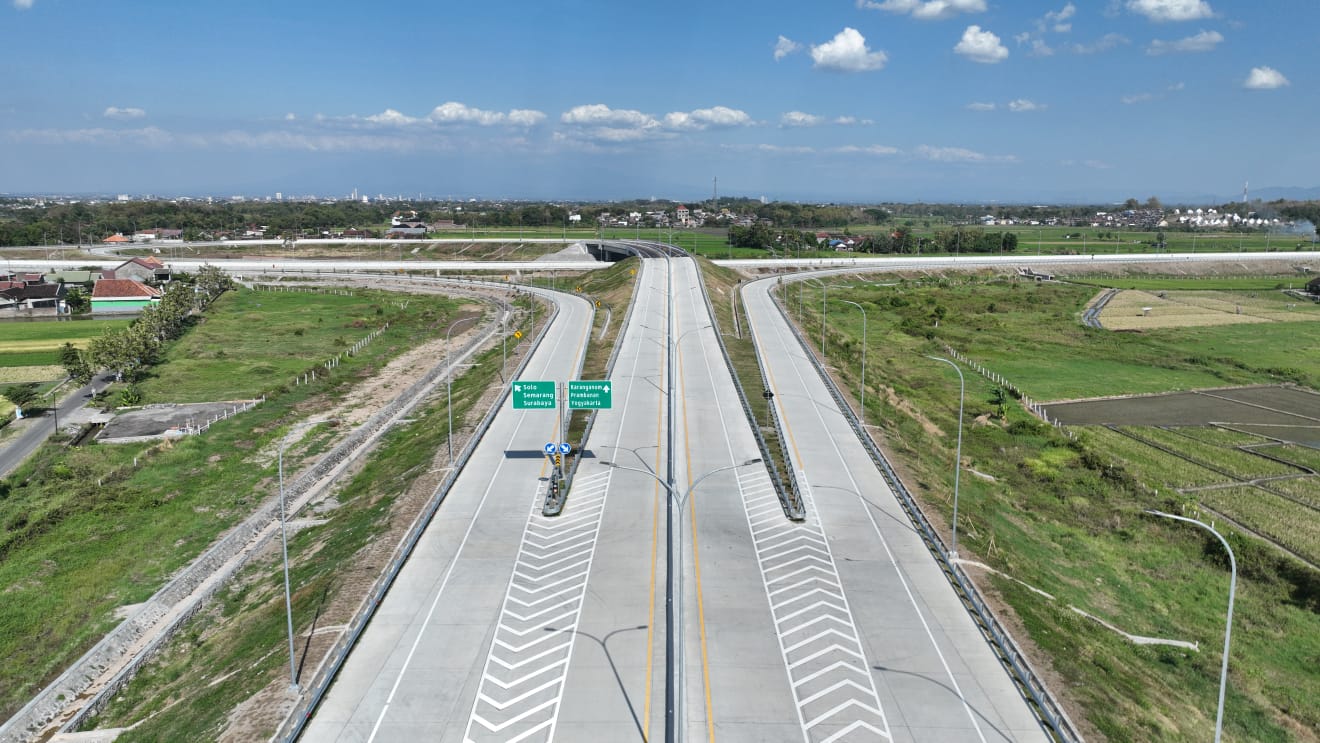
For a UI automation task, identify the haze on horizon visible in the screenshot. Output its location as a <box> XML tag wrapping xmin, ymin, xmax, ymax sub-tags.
<box><xmin>1</xmin><ymin>0</ymin><xmax>1314</xmax><ymax>204</ymax></box>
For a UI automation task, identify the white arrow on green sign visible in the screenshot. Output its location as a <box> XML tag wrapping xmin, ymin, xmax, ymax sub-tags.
<box><xmin>568</xmin><ymin>380</ymin><xmax>612</xmax><ymax>409</ymax></box>
<box><xmin>512</xmin><ymin>380</ymin><xmax>556</xmax><ymax>409</ymax></box>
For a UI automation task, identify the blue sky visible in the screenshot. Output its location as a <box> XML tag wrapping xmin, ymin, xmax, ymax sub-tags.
<box><xmin>1</xmin><ymin>0</ymin><xmax>1315</xmax><ymax>203</ymax></box>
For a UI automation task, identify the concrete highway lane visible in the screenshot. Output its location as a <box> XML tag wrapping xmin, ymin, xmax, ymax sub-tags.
<box><xmin>552</xmin><ymin>258</ymin><xmax>669</xmax><ymax>741</ymax></box>
<box><xmin>303</xmin><ymin>286</ymin><xmax>594</xmax><ymax>742</ymax></box>
<box><xmin>742</xmin><ymin>275</ymin><xmax>1051</xmax><ymax>743</ymax></box>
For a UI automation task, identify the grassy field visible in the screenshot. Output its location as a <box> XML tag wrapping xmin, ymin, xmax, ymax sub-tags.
<box><xmin>90</xmin><ymin>315</ymin><xmax>530</xmax><ymax>741</ymax></box>
<box><xmin>0</xmin><ymin>286</ymin><xmax>472</xmax><ymax>722</ymax></box>
<box><xmin>0</xmin><ymin>319</ymin><xmax>131</xmax><ymax>368</ymax></box>
<box><xmin>134</xmin><ymin>287</ymin><xmax>454</xmax><ymax>403</ymax></box>
<box><xmin>779</xmin><ymin>272</ymin><xmax>1320</xmax><ymax>741</ymax></box>
<box><xmin>1070</xmin><ymin>275</ymin><xmax>1316</xmax><ymax>292</ymax></box>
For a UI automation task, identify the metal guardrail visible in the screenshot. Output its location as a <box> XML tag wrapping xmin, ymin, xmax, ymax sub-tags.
<box><xmin>697</xmin><ymin>269</ymin><xmax>804</xmax><ymax>521</ymax></box>
<box><xmin>765</xmin><ymin>284</ymin><xmax>1085</xmax><ymax>743</ymax></box>
<box><xmin>277</xmin><ymin>285</ymin><xmax>560</xmax><ymax>741</ymax></box>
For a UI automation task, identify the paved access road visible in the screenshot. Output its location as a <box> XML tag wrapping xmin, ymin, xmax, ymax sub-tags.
<box><xmin>741</xmin><ymin>274</ymin><xmax>1051</xmax><ymax>742</ymax></box>
<box><xmin>304</xmin><ymin>284</ymin><xmax>596</xmax><ymax>741</ymax></box>
<box><xmin>0</xmin><ymin>373</ymin><xmax>114</xmax><ymax>479</ymax></box>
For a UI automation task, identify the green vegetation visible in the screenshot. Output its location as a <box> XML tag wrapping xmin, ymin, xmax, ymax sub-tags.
<box><xmin>1199</xmin><ymin>487</ymin><xmax>1320</xmax><ymax>565</ymax></box>
<box><xmin>1069</xmin><ymin>275</ymin><xmax>1314</xmax><ymax>292</ymax></box>
<box><xmin>0</xmin><ymin>286</ymin><xmax>471</xmax><ymax>722</ymax></box>
<box><xmin>135</xmin><ymin>287</ymin><xmax>428</xmax><ymax>402</ymax></box>
<box><xmin>780</xmin><ymin>272</ymin><xmax>1320</xmax><ymax>741</ymax></box>
<box><xmin>93</xmin><ymin>320</ymin><xmax>523</xmax><ymax>741</ymax></box>
<box><xmin>695</xmin><ymin>258</ymin><xmax>797</xmax><ymax>509</ymax></box>
<box><xmin>561</xmin><ymin>258</ymin><xmax>640</xmax><ymax>466</ymax></box>
<box><xmin>0</xmin><ymin>319</ymin><xmax>131</xmax><ymax>368</ymax></box>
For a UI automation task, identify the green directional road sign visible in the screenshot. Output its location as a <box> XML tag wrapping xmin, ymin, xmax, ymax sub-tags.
<box><xmin>568</xmin><ymin>380</ymin><xmax>613</xmax><ymax>409</ymax></box>
<box><xmin>512</xmin><ymin>380</ymin><xmax>556</xmax><ymax>409</ymax></box>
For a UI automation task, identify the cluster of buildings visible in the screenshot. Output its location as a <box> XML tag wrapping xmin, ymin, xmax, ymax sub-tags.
<box><xmin>1</xmin><ymin>256</ymin><xmax>170</xmax><ymax>316</ymax></box>
<box><xmin>594</xmin><ymin>205</ymin><xmax>749</xmax><ymax>229</ymax></box>
<box><xmin>1166</xmin><ymin>208</ymin><xmax>1286</xmax><ymax>229</ymax></box>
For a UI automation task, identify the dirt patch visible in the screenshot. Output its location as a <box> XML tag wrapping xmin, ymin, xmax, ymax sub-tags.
<box><xmin>332</xmin><ymin>304</ymin><xmax>482</xmax><ymax>428</ymax></box>
<box><xmin>881</xmin><ymin>384</ymin><xmax>943</xmax><ymax>437</ymax></box>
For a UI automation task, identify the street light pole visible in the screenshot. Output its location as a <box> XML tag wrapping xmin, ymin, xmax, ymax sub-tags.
<box><xmin>445</xmin><ymin>317</ymin><xmax>477</xmax><ymax>462</ymax></box>
<box><xmin>1145</xmin><ymin>510</ymin><xmax>1237</xmax><ymax>743</ymax></box>
<box><xmin>277</xmin><ymin>434</ymin><xmax>306</xmax><ymax>693</ymax></box>
<box><xmin>600</xmin><ymin>457</ymin><xmax>761</xmax><ymax>743</ymax></box>
<box><xmin>838</xmin><ymin>300</ymin><xmax>867</xmax><ymax>415</ymax></box>
<box><xmin>926</xmin><ymin>356</ymin><xmax>964</xmax><ymax>558</ymax></box>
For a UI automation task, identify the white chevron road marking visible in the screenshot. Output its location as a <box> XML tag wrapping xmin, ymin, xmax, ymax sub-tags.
<box><xmin>735</xmin><ymin>470</ymin><xmax>891</xmax><ymax>742</ymax></box>
<box><xmin>462</xmin><ymin>472</ymin><xmax>612</xmax><ymax>743</ymax></box>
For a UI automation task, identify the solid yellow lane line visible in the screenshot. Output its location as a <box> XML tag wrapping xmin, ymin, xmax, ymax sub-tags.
<box><xmin>678</xmin><ymin>340</ymin><xmax>717</xmax><ymax>743</ymax></box>
<box><xmin>642</xmin><ymin>334</ymin><xmax>665</xmax><ymax>741</ymax></box>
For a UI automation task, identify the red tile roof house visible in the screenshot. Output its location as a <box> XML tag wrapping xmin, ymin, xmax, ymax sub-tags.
<box><xmin>91</xmin><ymin>279</ymin><xmax>161</xmax><ymax>314</ymax></box>
<box><xmin>101</xmin><ymin>256</ymin><xmax>170</xmax><ymax>283</ymax></box>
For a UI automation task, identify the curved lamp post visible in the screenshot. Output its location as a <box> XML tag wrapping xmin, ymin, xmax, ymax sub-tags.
<box><xmin>836</xmin><ymin>299</ymin><xmax>867</xmax><ymax>415</ymax></box>
<box><xmin>276</xmin><ymin>419</ymin><xmax>337</xmax><ymax>692</ymax></box>
<box><xmin>925</xmin><ymin>356</ymin><xmax>964</xmax><ymax>559</ymax></box>
<box><xmin>599</xmin><ymin>457</ymin><xmax>761</xmax><ymax>743</ymax></box>
<box><xmin>444</xmin><ymin>316</ymin><xmax>479</xmax><ymax>462</ymax></box>
<box><xmin>1145</xmin><ymin>510</ymin><xmax>1237</xmax><ymax>743</ymax></box>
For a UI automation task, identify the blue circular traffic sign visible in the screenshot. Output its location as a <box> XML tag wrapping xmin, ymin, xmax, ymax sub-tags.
<box><xmin>544</xmin><ymin>443</ymin><xmax>556</xmax><ymax>454</ymax></box>
<box><xmin>559</xmin><ymin>443</ymin><xmax>572</xmax><ymax>454</ymax></box>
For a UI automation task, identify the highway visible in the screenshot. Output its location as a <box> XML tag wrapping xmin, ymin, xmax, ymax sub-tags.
<box><xmin>741</xmin><ymin>273</ymin><xmax>1050</xmax><ymax>742</ymax></box>
<box><xmin>303</xmin><ymin>283</ymin><xmax>596</xmax><ymax>741</ymax></box>
<box><xmin>306</xmin><ymin>253</ymin><xmax>1053</xmax><ymax>742</ymax></box>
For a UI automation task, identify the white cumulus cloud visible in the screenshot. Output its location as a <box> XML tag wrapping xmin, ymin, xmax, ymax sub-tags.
<box><xmin>966</xmin><ymin>102</ymin><xmax>997</xmax><ymax>111</ymax></box>
<box><xmin>1007</xmin><ymin>98</ymin><xmax>1046</xmax><ymax>112</ymax></box>
<box><xmin>365</xmin><ymin>109</ymin><xmax>421</xmax><ymax>126</ymax></box>
<box><xmin>13</xmin><ymin>0</ymin><xmax>34</xmax><ymax>8</ymax></box>
<box><xmin>858</xmin><ymin>0</ymin><xmax>986</xmax><ymax>21</ymax></box>
<box><xmin>1147</xmin><ymin>29</ymin><xmax>1222</xmax><ymax>54</ymax></box>
<box><xmin>781</xmin><ymin>111</ymin><xmax>825</xmax><ymax>127</ymax></box>
<box><xmin>954</xmin><ymin>25</ymin><xmax>1008</xmax><ymax>63</ymax></box>
<box><xmin>811</xmin><ymin>28</ymin><xmax>888</xmax><ymax>72</ymax></box>
<box><xmin>1127</xmin><ymin>0</ymin><xmax>1214</xmax><ymax>22</ymax></box>
<box><xmin>1243</xmin><ymin>66</ymin><xmax>1289</xmax><ymax>90</ymax></box>
<box><xmin>773</xmin><ymin>35</ymin><xmax>802</xmax><ymax>61</ymax></box>
<box><xmin>103</xmin><ymin>106</ymin><xmax>146</xmax><ymax>120</ymax></box>
<box><xmin>428</xmin><ymin>102</ymin><xmax>507</xmax><ymax>126</ymax></box>
<box><xmin>663</xmin><ymin>106</ymin><xmax>752</xmax><ymax>130</ymax></box>
<box><xmin>833</xmin><ymin>116</ymin><xmax>874</xmax><ymax>125</ymax></box>
<box><xmin>507</xmin><ymin>109</ymin><xmax>547</xmax><ymax>127</ymax></box>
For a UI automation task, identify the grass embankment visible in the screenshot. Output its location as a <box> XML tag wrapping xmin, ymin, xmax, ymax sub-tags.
<box><xmin>91</xmin><ymin>313</ymin><xmax>530</xmax><ymax>740</ymax></box>
<box><xmin>560</xmin><ymin>258</ymin><xmax>640</xmax><ymax>465</ymax></box>
<box><xmin>0</xmin><ymin>286</ymin><xmax>474</xmax><ymax>722</ymax></box>
<box><xmin>694</xmin><ymin>258</ymin><xmax>796</xmax><ymax>503</ymax></box>
<box><xmin>783</xmin><ymin>273</ymin><xmax>1320</xmax><ymax>741</ymax></box>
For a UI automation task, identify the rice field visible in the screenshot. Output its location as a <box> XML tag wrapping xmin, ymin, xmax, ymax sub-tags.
<box><xmin>1198</xmin><ymin>486</ymin><xmax>1320</xmax><ymax>565</ymax></box>
<box><xmin>1098</xmin><ymin>289</ymin><xmax>1320</xmax><ymax>330</ymax></box>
